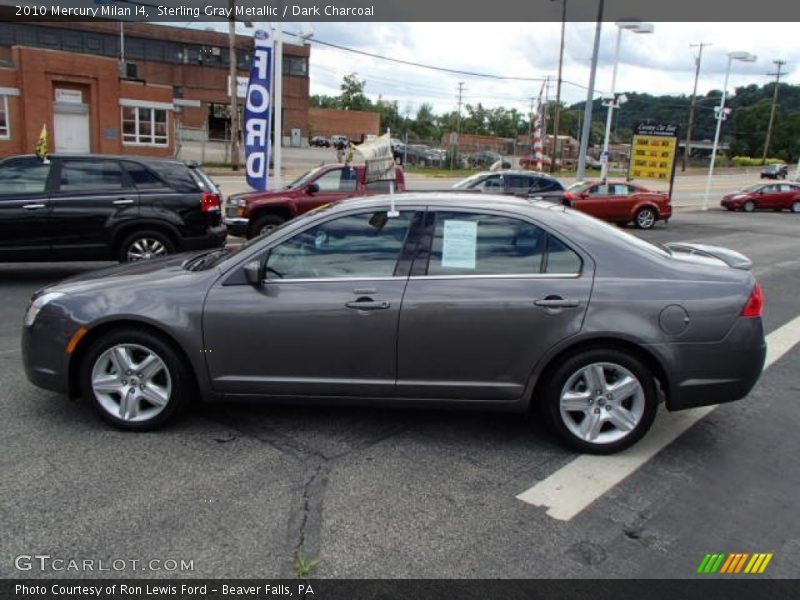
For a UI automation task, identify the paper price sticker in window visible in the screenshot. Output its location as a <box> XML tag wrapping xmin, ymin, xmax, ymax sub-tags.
<box><xmin>441</xmin><ymin>220</ymin><xmax>477</xmax><ymax>270</ymax></box>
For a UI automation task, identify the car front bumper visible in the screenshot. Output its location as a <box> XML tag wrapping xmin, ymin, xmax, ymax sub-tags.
<box><xmin>22</xmin><ymin>308</ymin><xmax>75</xmax><ymax>395</ymax></box>
<box><xmin>225</xmin><ymin>217</ymin><xmax>250</xmax><ymax>238</ymax></box>
<box><xmin>653</xmin><ymin>316</ymin><xmax>766</xmax><ymax>411</ymax></box>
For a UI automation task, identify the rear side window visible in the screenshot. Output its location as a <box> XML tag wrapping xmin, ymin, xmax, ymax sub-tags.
<box><xmin>146</xmin><ymin>162</ymin><xmax>199</xmax><ymax>193</ymax></box>
<box><xmin>123</xmin><ymin>162</ymin><xmax>166</xmax><ymax>188</ymax></box>
<box><xmin>530</xmin><ymin>178</ymin><xmax>563</xmax><ymax>193</ymax></box>
<box><xmin>428</xmin><ymin>212</ymin><xmax>547</xmax><ymax>276</ymax></box>
<box><xmin>59</xmin><ymin>161</ymin><xmax>125</xmax><ymax>192</ymax></box>
<box><xmin>0</xmin><ymin>158</ymin><xmax>51</xmax><ymax>194</ymax></box>
<box><xmin>545</xmin><ymin>236</ymin><xmax>582</xmax><ymax>274</ymax></box>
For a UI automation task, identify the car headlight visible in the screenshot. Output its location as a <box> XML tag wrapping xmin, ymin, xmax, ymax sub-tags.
<box><xmin>24</xmin><ymin>292</ymin><xmax>65</xmax><ymax>327</ymax></box>
<box><xmin>236</xmin><ymin>197</ymin><xmax>248</xmax><ymax>208</ymax></box>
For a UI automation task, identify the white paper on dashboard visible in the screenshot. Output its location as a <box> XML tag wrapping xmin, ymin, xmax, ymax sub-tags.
<box><xmin>441</xmin><ymin>220</ymin><xmax>477</xmax><ymax>269</ymax></box>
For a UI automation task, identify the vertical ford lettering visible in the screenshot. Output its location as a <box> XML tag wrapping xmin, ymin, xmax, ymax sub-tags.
<box><xmin>244</xmin><ymin>29</ymin><xmax>273</xmax><ymax>192</ymax></box>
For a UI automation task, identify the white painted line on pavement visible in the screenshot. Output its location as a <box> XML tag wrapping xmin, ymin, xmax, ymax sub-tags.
<box><xmin>516</xmin><ymin>314</ymin><xmax>800</xmax><ymax>521</ymax></box>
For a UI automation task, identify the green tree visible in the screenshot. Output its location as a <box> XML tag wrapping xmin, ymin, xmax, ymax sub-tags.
<box><xmin>411</xmin><ymin>103</ymin><xmax>438</xmax><ymax>140</ymax></box>
<box><xmin>339</xmin><ymin>73</ymin><xmax>372</xmax><ymax>111</ymax></box>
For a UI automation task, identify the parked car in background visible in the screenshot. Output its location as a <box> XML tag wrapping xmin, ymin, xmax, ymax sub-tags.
<box><xmin>330</xmin><ymin>135</ymin><xmax>349</xmax><ymax>150</ymax></box>
<box><xmin>226</xmin><ymin>163</ymin><xmax>406</xmax><ymax>239</ymax></box>
<box><xmin>453</xmin><ymin>170</ymin><xmax>565</xmax><ymax>201</ymax></box>
<box><xmin>519</xmin><ymin>155</ymin><xmax>559</xmax><ymax>170</ymax></box>
<box><xmin>760</xmin><ymin>163</ymin><xmax>788</xmax><ymax>179</ymax></box>
<box><xmin>310</xmin><ymin>136</ymin><xmax>331</xmax><ymax>148</ymax></box>
<box><xmin>0</xmin><ymin>154</ymin><xmax>225</xmax><ymax>262</ymax></box>
<box><xmin>563</xmin><ymin>181</ymin><xmax>671</xmax><ymax>229</ymax></box>
<box><xmin>468</xmin><ymin>151</ymin><xmax>503</xmax><ymax>169</ymax></box>
<box><xmin>721</xmin><ymin>182</ymin><xmax>800</xmax><ymax>213</ymax></box>
<box><xmin>23</xmin><ymin>193</ymin><xmax>765</xmax><ymax>454</ymax></box>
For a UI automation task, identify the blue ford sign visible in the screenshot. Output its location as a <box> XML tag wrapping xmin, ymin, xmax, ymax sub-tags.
<box><xmin>244</xmin><ymin>29</ymin><xmax>273</xmax><ymax>191</ymax></box>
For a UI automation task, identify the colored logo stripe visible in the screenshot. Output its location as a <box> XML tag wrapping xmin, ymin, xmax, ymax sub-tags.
<box><xmin>698</xmin><ymin>552</ymin><xmax>773</xmax><ymax>574</ymax></box>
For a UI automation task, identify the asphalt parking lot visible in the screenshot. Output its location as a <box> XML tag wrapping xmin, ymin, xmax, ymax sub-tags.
<box><xmin>1</xmin><ymin>208</ymin><xmax>799</xmax><ymax>579</ymax></box>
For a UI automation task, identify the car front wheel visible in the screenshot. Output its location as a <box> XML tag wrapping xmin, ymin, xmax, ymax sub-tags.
<box><xmin>81</xmin><ymin>329</ymin><xmax>192</xmax><ymax>430</ymax></box>
<box><xmin>634</xmin><ymin>207</ymin><xmax>657</xmax><ymax>229</ymax></box>
<box><xmin>249</xmin><ymin>214</ymin><xmax>287</xmax><ymax>239</ymax></box>
<box><xmin>541</xmin><ymin>349</ymin><xmax>658</xmax><ymax>454</ymax></box>
<box><xmin>792</xmin><ymin>201</ymin><xmax>800</xmax><ymax>213</ymax></box>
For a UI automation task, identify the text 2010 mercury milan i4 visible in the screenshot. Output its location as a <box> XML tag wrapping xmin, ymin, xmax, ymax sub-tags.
<box><xmin>22</xmin><ymin>194</ymin><xmax>766</xmax><ymax>454</ymax></box>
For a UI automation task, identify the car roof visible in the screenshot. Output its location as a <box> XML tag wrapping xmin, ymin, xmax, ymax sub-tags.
<box><xmin>3</xmin><ymin>153</ymin><xmax>196</xmax><ymax>168</ymax></box>
<box><xmin>470</xmin><ymin>169</ymin><xmax>559</xmax><ymax>180</ymax></box>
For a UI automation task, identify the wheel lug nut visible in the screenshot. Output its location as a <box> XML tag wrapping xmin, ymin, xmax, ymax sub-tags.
<box><xmin>607</xmin><ymin>393</ymin><xmax>612</xmax><ymax>399</ymax></box>
<box><xmin>122</xmin><ymin>379</ymin><xmax>127</xmax><ymax>385</ymax></box>
<box><xmin>594</xmin><ymin>408</ymin><xmax>601</xmax><ymax>414</ymax></box>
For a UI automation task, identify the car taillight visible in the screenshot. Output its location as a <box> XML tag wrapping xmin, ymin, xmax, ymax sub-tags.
<box><xmin>563</xmin><ymin>191</ymin><xmax>573</xmax><ymax>201</ymax></box>
<box><xmin>741</xmin><ymin>282</ymin><xmax>763</xmax><ymax>317</ymax></box>
<box><xmin>201</xmin><ymin>192</ymin><xmax>221</xmax><ymax>212</ymax></box>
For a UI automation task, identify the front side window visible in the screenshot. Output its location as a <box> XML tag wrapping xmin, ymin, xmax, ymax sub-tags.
<box><xmin>59</xmin><ymin>161</ymin><xmax>124</xmax><ymax>192</ymax></box>
<box><xmin>314</xmin><ymin>167</ymin><xmax>357</xmax><ymax>192</ymax></box>
<box><xmin>122</xmin><ymin>106</ymin><xmax>169</xmax><ymax>146</ymax></box>
<box><xmin>266</xmin><ymin>211</ymin><xmax>414</xmax><ymax>280</ymax></box>
<box><xmin>589</xmin><ymin>185</ymin><xmax>611</xmax><ymax>196</ymax></box>
<box><xmin>0</xmin><ymin>96</ymin><xmax>9</xmax><ymax>139</ymax></box>
<box><xmin>0</xmin><ymin>158</ymin><xmax>50</xmax><ymax>194</ymax></box>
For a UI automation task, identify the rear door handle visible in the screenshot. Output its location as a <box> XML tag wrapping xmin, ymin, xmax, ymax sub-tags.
<box><xmin>22</xmin><ymin>203</ymin><xmax>46</xmax><ymax>210</ymax></box>
<box><xmin>345</xmin><ymin>300</ymin><xmax>391</xmax><ymax>311</ymax></box>
<box><xmin>113</xmin><ymin>198</ymin><xmax>134</xmax><ymax>205</ymax></box>
<box><xmin>535</xmin><ymin>297</ymin><xmax>580</xmax><ymax>308</ymax></box>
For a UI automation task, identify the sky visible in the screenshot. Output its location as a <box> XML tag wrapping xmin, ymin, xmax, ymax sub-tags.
<box><xmin>218</xmin><ymin>21</ymin><xmax>799</xmax><ymax>118</ymax></box>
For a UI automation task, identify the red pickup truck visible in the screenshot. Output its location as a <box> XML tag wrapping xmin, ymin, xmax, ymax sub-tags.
<box><xmin>226</xmin><ymin>163</ymin><xmax>406</xmax><ymax>239</ymax></box>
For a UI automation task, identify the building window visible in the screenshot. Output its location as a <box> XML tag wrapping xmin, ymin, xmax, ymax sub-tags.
<box><xmin>121</xmin><ymin>106</ymin><xmax>168</xmax><ymax>146</ymax></box>
<box><xmin>0</xmin><ymin>96</ymin><xmax>9</xmax><ymax>139</ymax></box>
<box><xmin>283</xmin><ymin>56</ymin><xmax>308</xmax><ymax>77</ymax></box>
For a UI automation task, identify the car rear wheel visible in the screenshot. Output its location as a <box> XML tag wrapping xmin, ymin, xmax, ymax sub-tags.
<box><xmin>250</xmin><ymin>214</ymin><xmax>286</xmax><ymax>239</ymax></box>
<box><xmin>634</xmin><ymin>207</ymin><xmax>657</xmax><ymax>229</ymax></box>
<box><xmin>541</xmin><ymin>349</ymin><xmax>658</xmax><ymax>454</ymax></box>
<box><xmin>119</xmin><ymin>230</ymin><xmax>175</xmax><ymax>262</ymax></box>
<box><xmin>792</xmin><ymin>201</ymin><xmax>800</xmax><ymax>213</ymax></box>
<box><xmin>80</xmin><ymin>329</ymin><xmax>192</xmax><ymax>430</ymax></box>
<box><xmin>743</xmin><ymin>200</ymin><xmax>756</xmax><ymax>213</ymax></box>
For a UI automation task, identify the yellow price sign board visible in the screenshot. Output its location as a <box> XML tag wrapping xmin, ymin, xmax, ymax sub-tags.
<box><xmin>628</xmin><ymin>122</ymin><xmax>679</xmax><ymax>183</ymax></box>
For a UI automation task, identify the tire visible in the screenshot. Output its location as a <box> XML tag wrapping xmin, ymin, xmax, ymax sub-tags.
<box><xmin>540</xmin><ymin>348</ymin><xmax>658</xmax><ymax>454</ymax></box>
<box><xmin>118</xmin><ymin>229</ymin><xmax>175</xmax><ymax>263</ymax></box>
<box><xmin>792</xmin><ymin>201</ymin><xmax>800</xmax><ymax>213</ymax></box>
<box><xmin>634</xmin><ymin>206</ymin><xmax>657</xmax><ymax>229</ymax></box>
<box><xmin>743</xmin><ymin>200</ymin><xmax>756</xmax><ymax>213</ymax></box>
<box><xmin>80</xmin><ymin>329</ymin><xmax>193</xmax><ymax>431</ymax></box>
<box><xmin>249</xmin><ymin>213</ymin><xmax>287</xmax><ymax>239</ymax></box>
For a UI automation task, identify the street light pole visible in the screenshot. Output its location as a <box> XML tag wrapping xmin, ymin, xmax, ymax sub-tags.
<box><xmin>576</xmin><ymin>0</ymin><xmax>604</xmax><ymax>181</ymax></box>
<box><xmin>682</xmin><ymin>42</ymin><xmax>711</xmax><ymax>172</ymax></box>
<box><xmin>702</xmin><ymin>51</ymin><xmax>757</xmax><ymax>210</ymax></box>
<box><xmin>599</xmin><ymin>21</ymin><xmax>653</xmax><ymax>182</ymax></box>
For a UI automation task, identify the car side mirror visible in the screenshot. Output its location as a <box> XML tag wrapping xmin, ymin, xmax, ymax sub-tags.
<box><xmin>243</xmin><ymin>260</ymin><xmax>263</xmax><ymax>288</ymax></box>
<box><xmin>306</xmin><ymin>182</ymin><xmax>319</xmax><ymax>195</ymax></box>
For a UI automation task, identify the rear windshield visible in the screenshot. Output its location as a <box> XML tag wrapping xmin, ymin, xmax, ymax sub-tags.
<box><xmin>189</xmin><ymin>167</ymin><xmax>220</xmax><ymax>195</ymax></box>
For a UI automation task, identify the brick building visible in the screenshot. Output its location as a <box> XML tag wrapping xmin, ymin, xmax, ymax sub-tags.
<box><xmin>0</xmin><ymin>21</ymin><xmax>311</xmax><ymax>159</ymax></box>
<box><xmin>307</xmin><ymin>107</ymin><xmax>379</xmax><ymax>141</ymax></box>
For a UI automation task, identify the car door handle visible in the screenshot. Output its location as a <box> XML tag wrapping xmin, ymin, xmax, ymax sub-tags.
<box><xmin>534</xmin><ymin>297</ymin><xmax>580</xmax><ymax>308</ymax></box>
<box><xmin>112</xmin><ymin>198</ymin><xmax>134</xmax><ymax>205</ymax></box>
<box><xmin>345</xmin><ymin>299</ymin><xmax>391</xmax><ymax>310</ymax></box>
<box><xmin>22</xmin><ymin>203</ymin><xmax>46</xmax><ymax>210</ymax></box>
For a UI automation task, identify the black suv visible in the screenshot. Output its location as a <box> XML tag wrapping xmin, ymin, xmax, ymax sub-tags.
<box><xmin>0</xmin><ymin>154</ymin><xmax>226</xmax><ymax>262</ymax></box>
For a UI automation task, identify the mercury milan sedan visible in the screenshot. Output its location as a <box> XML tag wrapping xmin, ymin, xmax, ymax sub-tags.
<box><xmin>22</xmin><ymin>194</ymin><xmax>765</xmax><ymax>454</ymax></box>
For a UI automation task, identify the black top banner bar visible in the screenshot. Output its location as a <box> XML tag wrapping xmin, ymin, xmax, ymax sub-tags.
<box><xmin>3</xmin><ymin>0</ymin><xmax>800</xmax><ymax>22</ymax></box>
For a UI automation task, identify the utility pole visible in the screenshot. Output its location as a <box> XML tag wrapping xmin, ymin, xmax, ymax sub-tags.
<box><xmin>527</xmin><ymin>96</ymin><xmax>535</xmax><ymax>156</ymax></box>
<box><xmin>576</xmin><ymin>0</ymin><xmax>604</xmax><ymax>180</ymax></box>
<box><xmin>227</xmin><ymin>0</ymin><xmax>239</xmax><ymax>171</ymax></box>
<box><xmin>551</xmin><ymin>0</ymin><xmax>567</xmax><ymax>173</ymax></box>
<box><xmin>543</xmin><ymin>76</ymin><xmax>551</xmax><ymax>159</ymax></box>
<box><xmin>762</xmin><ymin>60</ymin><xmax>787</xmax><ymax>164</ymax></box>
<box><xmin>682</xmin><ymin>42</ymin><xmax>711</xmax><ymax>172</ymax></box>
<box><xmin>452</xmin><ymin>82</ymin><xmax>465</xmax><ymax>170</ymax></box>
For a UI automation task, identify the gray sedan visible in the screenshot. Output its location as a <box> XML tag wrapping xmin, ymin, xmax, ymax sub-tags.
<box><xmin>22</xmin><ymin>194</ymin><xmax>766</xmax><ymax>454</ymax></box>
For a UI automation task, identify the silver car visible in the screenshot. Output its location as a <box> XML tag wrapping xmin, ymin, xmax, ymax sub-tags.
<box><xmin>22</xmin><ymin>194</ymin><xmax>766</xmax><ymax>454</ymax></box>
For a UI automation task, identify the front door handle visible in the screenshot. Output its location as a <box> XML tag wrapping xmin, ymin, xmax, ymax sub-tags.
<box><xmin>112</xmin><ymin>198</ymin><xmax>134</xmax><ymax>205</ymax></box>
<box><xmin>534</xmin><ymin>297</ymin><xmax>580</xmax><ymax>308</ymax></box>
<box><xmin>22</xmin><ymin>203</ymin><xmax>46</xmax><ymax>210</ymax></box>
<box><xmin>345</xmin><ymin>299</ymin><xmax>391</xmax><ymax>311</ymax></box>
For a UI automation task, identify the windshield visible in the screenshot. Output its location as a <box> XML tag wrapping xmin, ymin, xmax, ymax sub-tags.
<box><xmin>741</xmin><ymin>184</ymin><xmax>764</xmax><ymax>192</ymax></box>
<box><xmin>567</xmin><ymin>182</ymin><xmax>588</xmax><ymax>192</ymax></box>
<box><xmin>452</xmin><ymin>173</ymin><xmax>488</xmax><ymax>189</ymax></box>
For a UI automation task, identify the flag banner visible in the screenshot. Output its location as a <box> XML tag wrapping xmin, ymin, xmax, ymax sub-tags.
<box><xmin>34</xmin><ymin>123</ymin><xmax>49</xmax><ymax>160</ymax></box>
<box><xmin>532</xmin><ymin>80</ymin><xmax>546</xmax><ymax>172</ymax></box>
<box><xmin>244</xmin><ymin>29</ymin><xmax>273</xmax><ymax>191</ymax></box>
<box><xmin>355</xmin><ymin>133</ymin><xmax>396</xmax><ymax>183</ymax></box>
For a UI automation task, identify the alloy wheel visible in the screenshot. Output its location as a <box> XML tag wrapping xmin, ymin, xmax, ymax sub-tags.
<box><xmin>636</xmin><ymin>209</ymin><xmax>656</xmax><ymax>229</ymax></box>
<box><xmin>559</xmin><ymin>362</ymin><xmax>646</xmax><ymax>445</ymax></box>
<box><xmin>91</xmin><ymin>344</ymin><xmax>172</xmax><ymax>423</ymax></box>
<box><xmin>127</xmin><ymin>238</ymin><xmax>167</xmax><ymax>261</ymax></box>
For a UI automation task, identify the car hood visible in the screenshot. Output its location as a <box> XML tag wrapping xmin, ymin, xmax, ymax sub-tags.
<box><xmin>43</xmin><ymin>252</ymin><xmax>212</xmax><ymax>296</ymax></box>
